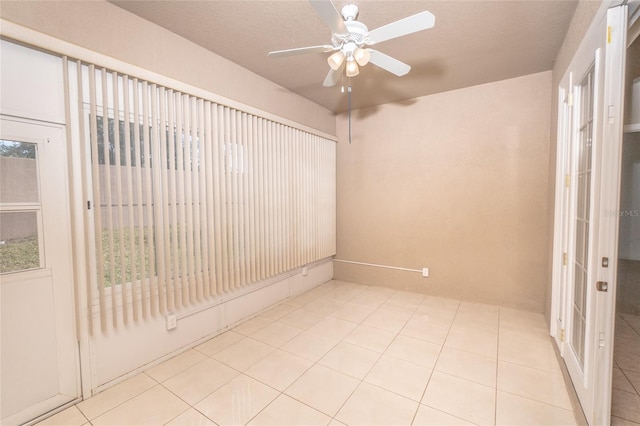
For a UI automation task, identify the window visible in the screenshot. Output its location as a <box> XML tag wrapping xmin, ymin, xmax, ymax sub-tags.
<box><xmin>71</xmin><ymin>62</ymin><xmax>336</xmax><ymax>328</ymax></box>
<box><xmin>0</xmin><ymin>140</ymin><xmax>43</xmax><ymax>274</ymax></box>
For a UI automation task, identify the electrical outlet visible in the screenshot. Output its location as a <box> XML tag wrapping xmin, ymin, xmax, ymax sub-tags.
<box><xmin>302</xmin><ymin>266</ymin><xmax>308</xmax><ymax>276</ymax></box>
<box><xmin>166</xmin><ymin>314</ymin><xmax>177</xmax><ymax>330</ymax></box>
<box><xmin>422</xmin><ymin>268</ymin><xmax>429</xmax><ymax>278</ymax></box>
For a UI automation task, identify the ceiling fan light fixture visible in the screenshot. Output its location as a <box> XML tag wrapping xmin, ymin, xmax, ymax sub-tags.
<box><xmin>353</xmin><ymin>48</ymin><xmax>370</xmax><ymax>66</ymax></box>
<box><xmin>327</xmin><ymin>50</ymin><xmax>345</xmax><ymax>70</ymax></box>
<box><xmin>346</xmin><ymin>57</ymin><xmax>359</xmax><ymax>77</ymax></box>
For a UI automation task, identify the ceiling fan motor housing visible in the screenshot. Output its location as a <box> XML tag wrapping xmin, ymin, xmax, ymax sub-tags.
<box><xmin>341</xmin><ymin>4</ymin><xmax>359</xmax><ymax>21</ymax></box>
<box><xmin>330</xmin><ymin>4</ymin><xmax>368</xmax><ymax>47</ymax></box>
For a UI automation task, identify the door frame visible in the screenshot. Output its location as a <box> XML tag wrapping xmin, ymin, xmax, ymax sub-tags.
<box><xmin>550</xmin><ymin>3</ymin><xmax>627</xmax><ymax>424</ymax></box>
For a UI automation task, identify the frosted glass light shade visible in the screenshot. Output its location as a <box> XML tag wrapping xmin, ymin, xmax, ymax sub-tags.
<box><xmin>353</xmin><ymin>48</ymin><xmax>371</xmax><ymax>66</ymax></box>
<box><xmin>346</xmin><ymin>59</ymin><xmax>359</xmax><ymax>77</ymax></box>
<box><xmin>328</xmin><ymin>51</ymin><xmax>345</xmax><ymax>70</ymax></box>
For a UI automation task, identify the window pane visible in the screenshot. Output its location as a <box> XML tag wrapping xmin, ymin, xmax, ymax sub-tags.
<box><xmin>0</xmin><ymin>140</ymin><xmax>38</xmax><ymax>203</ymax></box>
<box><xmin>0</xmin><ymin>211</ymin><xmax>40</xmax><ymax>273</ymax></box>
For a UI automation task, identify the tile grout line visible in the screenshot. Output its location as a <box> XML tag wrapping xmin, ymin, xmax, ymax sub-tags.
<box><xmin>410</xmin><ymin>299</ymin><xmax>461</xmax><ymax>425</ymax></box>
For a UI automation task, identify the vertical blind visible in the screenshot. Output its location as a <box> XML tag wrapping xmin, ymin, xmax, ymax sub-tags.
<box><xmin>66</xmin><ymin>59</ymin><xmax>336</xmax><ymax>332</ymax></box>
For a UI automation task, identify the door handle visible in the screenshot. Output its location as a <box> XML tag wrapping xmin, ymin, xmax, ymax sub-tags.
<box><xmin>596</xmin><ymin>281</ymin><xmax>608</xmax><ymax>292</ymax></box>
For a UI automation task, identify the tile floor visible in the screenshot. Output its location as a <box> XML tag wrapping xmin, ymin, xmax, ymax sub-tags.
<box><xmin>611</xmin><ymin>313</ymin><xmax>640</xmax><ymax>425</ymax></box>
<box><xmin>37</xmin><ymin>280</ymin><xmax>576</xmax><ymax>426</ymax></box>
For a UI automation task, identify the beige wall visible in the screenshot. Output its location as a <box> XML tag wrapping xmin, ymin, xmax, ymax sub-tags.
<box><xmin>545</xmin><ymin>0</ymin><xmax>604</xmax><ymax>324</ymax></box>
<box><xmin>0</xmin><ymin>0</ymin><xmax>335</xmax><ymax>136</ymax></box>
<box><xmin>335</xmin><ymin>71</ymin><xmax>552</xmax><ymax>312</ymax></box>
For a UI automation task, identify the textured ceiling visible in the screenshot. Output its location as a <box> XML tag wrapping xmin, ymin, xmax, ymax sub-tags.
<box><xmin>110</xmin><ymin>0</ymin><xmax>578</xmax><ymax>113</ymax></box>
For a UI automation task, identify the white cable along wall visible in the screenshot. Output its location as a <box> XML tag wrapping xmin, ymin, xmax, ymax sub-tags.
<box><xmin>66</xmin><ymin>59</ymin><xmax>336</xmax><ymax>332</ymax></box>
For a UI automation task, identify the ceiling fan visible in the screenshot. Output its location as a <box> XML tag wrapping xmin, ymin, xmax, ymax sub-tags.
<box><xmin>268</xmin><ymin>0</ymin><xmax>435</xmax><ymax>87</ymax></box>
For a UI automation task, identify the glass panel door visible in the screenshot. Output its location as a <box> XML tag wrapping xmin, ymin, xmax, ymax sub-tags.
<box><xmin>0</xmin><ymin>119</ymin><xmax>79</xmax><ymax>426</ymax></box>
<box><xmin>572</xmin><ymin>69</ymin><xmax>594</xmax><ymax>368</ymax></box>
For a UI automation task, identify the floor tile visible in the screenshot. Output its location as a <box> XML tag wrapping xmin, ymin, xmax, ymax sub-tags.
<box><xmin>284</xmin><ymin>364</ymin><xmax>359</xmax><ymax>416</ymax></box>
<box><xmin>435</xmin><ymin>346</ymin><xmax>497</xmax><ymax>387</ymax></box>
<box><xmin>303</xmin><ymin>297</ymin><xmax>344</xmax><ymax>316</ymax></box>
<box><xmin>213</xmin><ymin>337</ymin><xmax>275</xmax><ymax>371</ymax></box>
<box><xmin>336</xmin><ymin>382</ymin><xmax>418</xmax><ymax>426</ymax></box>
<box><xmin>329</xmin><ymin>303</ymin><xmax>374</xmax><ymax>323</ymax></box>
<box><xmin>496</xmin><ymin>391</ymin><xmax>576</xmax><ymax>425</ymax></box>
<box><xmin>419</xmin><ymin>297</ymin><xmax>460</xmax><ymax>318</ymax></box>
<box><xmin>195</xmin><ymin>375</ymin><xmax>278</xmax><ymax>426</ymax></box>
<box><xmin>162</xmin><ymin>358</ymin><xmax>238</xmax><ymax>405</ymax></box>
<box><xmin>497</xmin><ymin>360</ymin><xmax>571</xmax><ymax>410</ymax></box>
<box><xmin>145</xmin><ymin>349</ymin><xmax>207</xmax><ymax>383</ymax></box>
<box><xmin>319</xmin><ymin>341</ymin><xmax>381</xmax><ymax>379</ymax></box>
<box><xmin>621</xmin><ymin>314</ymin><xmax>640</xmax><ymax>335</ymax></box>
<box><xmin>281</xmin><ymin>329</ymin><xmax>340</xmax><ymax>361</ymax></box>
<box><xmin>413</xmin><ymin>305</ymin><xmax>458</xmax><ymax>325</ymax></box>
<box><xmin>499</xmin><ymin>327</ymin><xmax>553</xmax><ymax>349</ymax></box>
<box><xmin>362</xmin><ymin>286</ymin><xmax>396</xmax><ymax>297</ymax></box>
<box><xmin>385</xmin><ymin>334</ymin><xmax>442</xmax><ymax>369</ymax></box>
<box><xmin>304</xmin><ymin>285</ymin><xmax>335</xmax><ymax>299</ymax></box>
<box><xmin>365</xmin><ymin>354</ymin><xmax>432</xmax><ymax>401</ymax></box>
<box><xmin>308</xmin><ymin>317</ymin><xmax>359</xmax><ymax>340</ymax></box>
<box><xmin>498</xmin><ymin>337</ymin><xmax>560</xmax><ymax>373</ymax></box>
<box><xmin>35</xmin><ymin>406</ymin><xmax>88</xmax><ymax>426</ymax></box>
<box><xmin>611</xmin><ymin>415</ymin><xmax>640</xmax><ymax>426</ymax></box>
<box><xmin>615</xmin><ymin>337</ymin><xmax>640</xmax><ymax>359</ymax></box>
<box><xmin>245</xmin><ymin>349</ymin><xmax>313</xmax><ymax>391</ymax></box>
<box><xmin>343</xmin><ymin>324</ymin><xmax>396</xmax><ymax>353</ymax></box>
<box><xmin>616</xmin><ymin>320</ymin><xmax>640</xmax><ymax>342</ymax></box>
<box><xmin>232</xmin><ymin>316</ymin><xmax>273</xmax><ymax>336</ymax></box>
<box><xmin>326</xmin><ymin>287</ymin><xmax>364</xmax><ymax>303</ymax></box>
<box><xmin>247</xmin><ymin>394</ymin><xmax>331</xmax><ymax>426</ymax></box>
<box><xmin>412</xmin><ymin>405</ymin><xmax>475</xmax><ymax>425</ymax></box>
<box><xmin>612</xmin><ymin>388</ymin><xmax>640</xmax><ymax>423</ymax></box>
<box><xmin>195</xmin><ymin>331</ymin><xmax>244</xmax><ymax>357</ymax></box>
<box><xmin>287</xmin><ymin>292</ymin><xmax>318</xmax><ymax>307</ymax></box>
<box><xmin>445</xmin><ymin>324</ymin><xmax>498</xmax><ymax>359</ymax></box>
<box><xmin>615</xmin><ymin>346</ymin><xmax>640</xmax><ymax>374</ymax></box>
<box><xmin>613</xmin><ymin>367</ymin><xmax>637</xmax><ymax>394</ymax></box>
<box><xmin>349</xmin><ymin>291</ymin><xmax>390</xmax><ymax>309</ymax></box>
<box><xmin>625</xmin><ymin>369</ymin><xmax>640</xmax><ymax>394</ymax></box>
<box><xmin>458</xmin><ymin>302</ymin><xmax>500</xmax><ymax>317</ymax></box>
<box><xmin>279</xmin><ymin>308</ymin><xmax>325</xmax><ymax>329</ymax></box>
<box><xmin>453</xmin><ymin>303</ymin><xmax>499</xmax><ymax>331</ymax></box>
<box><xmin>499</xmin><ymin>308</ymin><xmax>548</xmax><ymax>333</ymax></box>
<box><xmin>422</xmin><ymin>371</ymin><xmax>495</xmax><ymax>425</ymax></box>
<box><xmin>249</xmin><ymin>320</ymin><xmax>303</xmax><ymax>347</ymax></box>
<box><xmin>384</xmin><ymin>290</ymin><xmax>425</xmax><ymax>310</ymax></box>
<box><xmin>362</xmin><ymin>308</ymin><xmax>412</xmax><ymax>333</ymax></box>
<box><xmin>77</xmin><ymin>373</ymin><xmax>157</xmax><ymax>420</ymax></box>
<box><xmin>401</xmin><ymin>317</ymin><xmax>451</xmax><ymax>345</ymax></box>
<box><xmin>164</xmin><ymin>407</ymin><xmax>215</xmax><ymax>426</ymax></box>
<box><xmin>92</xmin><ymin>385</ymin><xmax>188</xmax><ymax>426</ymax></box>
<box><xmin>261</xmin><ymin>303</ymin><xmax>299</xmax><ymax>320</ymax></box>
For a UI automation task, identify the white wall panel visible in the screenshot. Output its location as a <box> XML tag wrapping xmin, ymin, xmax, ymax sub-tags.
<box><xmin>0</xmin><ymin>40</ymin><xmax>65</xmax><ymax>124</ymax></box>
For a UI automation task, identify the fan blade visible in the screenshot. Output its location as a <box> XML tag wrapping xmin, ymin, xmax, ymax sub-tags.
<box><xmin>367</xmin><ymin>11</ymin><xmax>435</xmax><ymax>44</ymax></box>
<box><xmin>368</xmin><ymin>50</ymin><xmax>411</xmax><ymax>76</ymax></box>
<box><xmin>268</xmin><ymin>45</ymin><xmax>335</xmax><ymax>58</ymax></box>
<box><xmin>323</xmin><ymin>63</ymin><xmax>345</xmax><ymax>87</ymax></box>
<box><xmin>309</xmin><ymin>0</ymin><xmax>347</xmax><ymax>35</ymax></box>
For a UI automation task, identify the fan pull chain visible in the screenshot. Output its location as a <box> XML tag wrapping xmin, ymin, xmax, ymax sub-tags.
<box><xmin>348</xmin><ymin>84</ymin><xmax>352</xmax><ymax>144</ymax></box>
